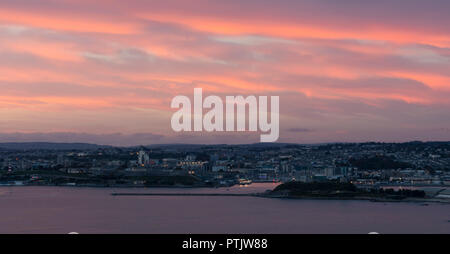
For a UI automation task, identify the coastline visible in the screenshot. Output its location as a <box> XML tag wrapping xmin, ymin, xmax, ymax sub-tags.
<box><xmin>257</xmin><ymin>193</ymin><xmax>450</xmax><ymax>204</ymax></box>
<box><xmin>105</xmin><ymin>190</ymin><xmax>450</xmax><ymax>204</ymax></box>
<box><xmin>0</xmin><ymin>183</ymin><xmax>216</xmax><ymax>189</ymax></box>
<box><xmin>2</xmin><ymin>183</ymin><xmax>449</xmax><ymax>204</ymax></box>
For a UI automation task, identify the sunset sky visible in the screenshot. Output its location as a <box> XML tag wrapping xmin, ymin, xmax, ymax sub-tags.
<box><xmin>1</xmin><ymin>0</ymin><xmax>450</xmax><ymax>145</ymax></box>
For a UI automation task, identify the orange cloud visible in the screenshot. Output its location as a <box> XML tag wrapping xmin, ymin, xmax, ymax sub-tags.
<box><xmin>0</xmin><ymin>9</ymin><xmax>141</xmax><ymax>34</ymax></box>
<box><xmin>139</xmin><ymin>12</ymin><xmax>450</xmax><ymax>47</ymax></box>
<box><xmin>1</xmin><ymin>1</ymin><xmax>450</xmax><ymax>143</ymax></box>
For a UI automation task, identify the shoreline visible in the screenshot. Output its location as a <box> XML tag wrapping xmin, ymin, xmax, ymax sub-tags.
<box><xmin>257</xmin><ymin>193</ymin><xmax>450</xmax><ymax>204</ymax></box>
<box><xmin>107</xmin><ymin>191</ymin><xmax>450</xmax><ymax>204</ymax></box>
<box><xmin>0</xmin><ymin>183</ymin><xmax>222</xmax><ymax>188</ymax></box>
<box><xmin>2</xmin><ymin>184</ymin><xmax>449</xmax><ymax>204</ymax></box>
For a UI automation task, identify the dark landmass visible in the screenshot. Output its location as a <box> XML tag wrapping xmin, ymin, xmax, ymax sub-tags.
<box><xmin>0</xmin><ymin>142</ymin><xmax>110</xmax><ymax>150</ymax></box>
<box><xmin>268</xmin><ymin>181</ymin><xmax>426</xmax><ymax>201</ymax></box>
<box><xmin>1</xmin><ymin>140</ymin><xmax>450</xmax><ymax>150</ymax></box>
<box><xmin>0</xmin><ymin>170</ymin><xmax>207</xmax><ymax>187</ymax></box>
<box><xmin>349</xmin><ymin>155</ymin><xmax>413</xmax><ymax>170</ymax></box>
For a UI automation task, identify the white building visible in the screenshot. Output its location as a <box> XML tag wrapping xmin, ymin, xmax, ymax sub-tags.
<box><xmin>138</xmin><ymin>150</ymin><xmax>150</xmax><ymax>166</ymax></box>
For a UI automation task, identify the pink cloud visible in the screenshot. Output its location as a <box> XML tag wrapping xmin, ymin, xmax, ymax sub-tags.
<box><xmin>0</xmin><ymin>0</ymin><xmax>449</xmax><ymax>143</ymax></box>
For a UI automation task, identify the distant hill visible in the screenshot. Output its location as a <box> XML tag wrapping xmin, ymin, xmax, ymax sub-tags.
<box><xmin>0</xmin><ymin>142</ymin><xmax>293</xmax><ymax>151</ymax></box>
<box><xmin>144</xmin><ymin>143</ymin><xmax>295</xmax><ymax>148</ymax></box>
<box><xmin>0</xmin><ymin>142</ymin><xmax>110</xmax><ymax>150</ymax></box>
<box><xmin>1</xmin><ymin>141</ymin><xmax>449</xmax><ymax>151</ymax></box>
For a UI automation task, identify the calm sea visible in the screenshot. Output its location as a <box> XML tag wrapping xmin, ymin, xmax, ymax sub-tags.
<box><xmin>0</xmin><ymin>183</ymin><xmax>448</xmax><ymax>234</ymax></box>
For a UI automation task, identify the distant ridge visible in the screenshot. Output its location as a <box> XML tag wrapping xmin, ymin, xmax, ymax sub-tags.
<box><xmin>0</xmin><ymin>142</ymin><xmax>110</xmax><ymax>150</ymax></box>
<box><xmin>0</xmin><ymin>141</ymin><xmax>449</xmax><ymax>150</ymax></box>
<box><xmin>141</xmin><ymin>143</ymin><xmax>296</xmax><ymax>149</ymax></box>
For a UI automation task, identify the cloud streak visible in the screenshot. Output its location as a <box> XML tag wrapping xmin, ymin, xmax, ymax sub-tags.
<box><xmin>0</xmin><ymin>0</ymin><xmax>449</xmax><ymax>143</ymax></box>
